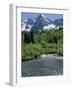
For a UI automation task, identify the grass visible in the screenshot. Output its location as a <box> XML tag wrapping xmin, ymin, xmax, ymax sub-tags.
<box><xmin>22</xmin><ymin>43</ymin><xmax>63</xmax><ymax>61</ymax></box>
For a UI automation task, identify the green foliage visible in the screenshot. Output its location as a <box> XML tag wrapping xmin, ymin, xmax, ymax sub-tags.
<box><xmin>42</xmin><ymin>47</ymin><xmax>57</xmax><ymax>54</ymax></box>
<box><xmin>41</xmin><ymin>41</ymin><xmax>47</xmax><ymax>48</ymax></box>
<box><xmin>22</xmin><ymin>43</ymin><xmax>43</xmax><ymax>61</ymax></box>
<box><xmin>21</xmin><ymin>28</ymin><xmax>63</xmax><ymax>61</ymax></box>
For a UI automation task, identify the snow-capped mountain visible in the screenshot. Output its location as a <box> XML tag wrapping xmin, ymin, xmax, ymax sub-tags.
<box><xmin>21</xmin><ymin>14</ymin><xmax>63</xmax><ymax>32</ymax></box>
<box><xmin>31</xmin><ymin>14</ymin><xmax>55</xmax><ymax>32</ymax></box>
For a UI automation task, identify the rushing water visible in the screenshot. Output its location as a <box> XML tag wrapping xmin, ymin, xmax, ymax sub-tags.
<box><xmin>21</xmin><ymin>56</ymin><xmax>63</xmax><ymax>77</ymax></box>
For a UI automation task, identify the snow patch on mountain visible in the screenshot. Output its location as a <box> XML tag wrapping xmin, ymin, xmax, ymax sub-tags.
<box><xmin>43</xmin><ymin>24</ymin><xmax>56</xmax><ymax>31</ymax></box>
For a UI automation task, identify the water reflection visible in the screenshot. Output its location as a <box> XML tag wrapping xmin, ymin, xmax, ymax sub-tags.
<box><xmin>21</xmin><ymin>57</ymin><xmax>63</xmax><ymax>77</ymax></box>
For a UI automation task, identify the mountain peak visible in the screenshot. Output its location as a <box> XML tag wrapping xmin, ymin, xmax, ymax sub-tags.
<box><xmin>37</xmin><ymin>14</ymin><xmax>47</xmax><ymax>20</ymax></box>
<box><xmin>21</xmin><ymin>14</ymin><xmax>63</xmax><ymax>32</ymax></box>
<box><xmin>31</xmin><ymin>14</ymin><xmax>54</xmax><ymax>32</ymax></box>
<box><xmin>38</xmin><ymin>14</ymin><xmax>46</xmax><ymax>18</ymax></box>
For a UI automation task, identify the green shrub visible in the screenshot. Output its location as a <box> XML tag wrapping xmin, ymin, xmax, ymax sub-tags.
<box><xmin>46</xmin><ymin>43</ymin><xmax>57</xmax><ymax>48</ymax></box>
<box><xmin>41</xmin><ymin>41</ymin><xmax>47</xmax><ymax>48</ymax></box>
<box><xmin>22</xmin><ymin>43</ymin><xmax>43</xmax><ymax>61</ymax></box>
<box><xmin>42</xmin><ymin>47</ymin><xmax>57</xmax><ymax>54</ymax></box>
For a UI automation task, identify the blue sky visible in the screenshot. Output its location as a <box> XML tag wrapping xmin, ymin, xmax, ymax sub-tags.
<box><xmin>21</xmin><ymin>12</ymin><xmax>63</xmax><ymax>21</ymax></box>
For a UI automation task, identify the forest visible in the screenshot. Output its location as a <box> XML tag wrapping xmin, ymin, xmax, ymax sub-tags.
<box><xmin>21</xmin><ymin>27</ymin><xmax>63</xmax><ymax>61</ymax></box>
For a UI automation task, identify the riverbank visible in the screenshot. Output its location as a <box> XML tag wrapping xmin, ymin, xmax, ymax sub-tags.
<box><xmin>22</xmin><ymin>53</ymin><xmax>63</xmax><ymax>62</ymax></box>
<box><xmin>40</xmin><ymin>54</ymin><xmax>63</xmax><ymax>60</ymax></box>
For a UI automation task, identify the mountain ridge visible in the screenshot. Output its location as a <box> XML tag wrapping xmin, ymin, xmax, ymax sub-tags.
<box><xmin>21</xmin><ymin>14</ymin><xmax>63</xmax><ymax>32</ymax></box>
